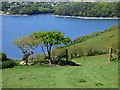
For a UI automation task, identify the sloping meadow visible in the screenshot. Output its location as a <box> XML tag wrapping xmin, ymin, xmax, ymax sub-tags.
<box><xmin>51</xmin><ymin>25</ymin><xmax>118</xmax><ymax>59</ymax></box>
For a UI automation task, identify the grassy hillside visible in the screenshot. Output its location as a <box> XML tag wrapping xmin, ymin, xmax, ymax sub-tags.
<box><xmin>2</xmin><ymin>25</ymin><xmax>119</xmax><ymax>88</ymax></box>
<box><xmin>2</xmin><ymin>54</ymin><xmax>118</xmax><ymax>88</ymax></box>
<box><xmin>52</xmin><ymin>25</ymin><xmax>119</xmax><ymax>58</ymax></box>
<box><xmin>73</xmin><ymin>25</ymin><xmax>118</xmax><ymax>50</ymax></box>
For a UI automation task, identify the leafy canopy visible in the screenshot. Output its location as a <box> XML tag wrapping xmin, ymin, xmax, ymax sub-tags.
<box><xmin>32</xmin><ymin>30</ymin><xmax>71</xmax><ymax>47</ymax></box>
<box><xmin>13</xmin><ymin>35</ymin><xmax>37</xmax><ymax>51</ymax></box>
<box><xmin>32</xmin><ymin>30</ymin><xmax>71</xmax><ymax>59</ymax></box>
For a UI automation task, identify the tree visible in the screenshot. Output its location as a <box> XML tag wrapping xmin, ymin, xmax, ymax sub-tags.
<box><xmin>13</xmin><ymin>35</ymin><xmax>37</xmax><ymax>65</ymax></box>
<box><xmin>32</xmin><ymin>30</ymin><xmax>71</xmax><ymax>65</ymax></box>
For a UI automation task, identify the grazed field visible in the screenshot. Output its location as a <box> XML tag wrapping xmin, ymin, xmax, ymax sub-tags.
<box><xmin>2</xmin><ymin>54</ymin><xmax>118</xmax><ymax>88</ymax></box>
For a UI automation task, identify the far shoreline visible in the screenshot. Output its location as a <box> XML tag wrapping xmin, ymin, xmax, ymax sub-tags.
<box><xmin>0</xmin><ymin>12</ymin><xmax>119</xmax><ymax>20</ymax></box>
<box><xmin>54</xmin><ymin>15</ymin><xmax>119</xmax><ymax>20</ymax></box>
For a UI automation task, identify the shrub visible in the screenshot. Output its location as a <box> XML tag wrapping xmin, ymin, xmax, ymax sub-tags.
<box><xmin>85</xmin><ymin>49</ymin><xmax>96</xmax><ymax>56</ymax></box>
<box><xmin>52</xmin><ymin>48</ymin><xmax>66</xmax><ymax>60</ymax></box>
<box><xmin>53</xmin><ymin>59</ymin><xmax>66</xmax><ymax>66</ymax></box>
<box><xmin>69</xmin><ymin>46</ymin><xmax>84</xmax><ymax>58</ymax></box>
<box><xmin>52</xmin><ymin>59</ymin><xmax>80</xmax><ymax>66</ymax></box>
<box><xmin>0</xmin><ymin>53</ymin><xmax>8</xmax><ymax>61</ymax></box>
<box><xmin>84</xmin><ymin>47</ymin><xmax>106</xmax><ymax>56</ymax></box>
<box><xmin>1</xmin><ymin>60</ymin><xmax>16</xmax><ymax>69</ymax></box>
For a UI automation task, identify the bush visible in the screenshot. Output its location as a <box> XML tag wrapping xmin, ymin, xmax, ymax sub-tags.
<box><xmin>51</xmin><ymin>58</ymin><xmax>66</xmax><ymax>66</ymax></box>
<box><xmin>0</xmin><ymin>52</ymin><xmax>16</xmax><ymax>69</ymax></box>
<box><xmin>1</xmin><ymin>60</ymin><xmax>16</xmax><ymax>69</ymax></box>
<box><xmin>85</xmin><ymin>47</ymin><xmax>106</xmax><ymax>56</ymax></box>
<box><xmin>52</xmin><ymin>59</ymin><xmax>80</xmax><ymax>66</ymax></box>
<box><xmin>69</xmin><ymin>46</ymin><xmax>84</xmax><ymax>58</ymax></box>
<box><xmin>0</xmin><ymin>53</ymin><xmax>8</xmax><ymax>61</ymax></box>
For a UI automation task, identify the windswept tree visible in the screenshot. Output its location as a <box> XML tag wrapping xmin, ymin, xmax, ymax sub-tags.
<box><xmin>13</xmin><ymin>35</ymin><xmax>37</xmax><ymax>65</ymax></box>
<box><xmin>32</xmin><ymin>30</ymin><xmax>71</xmax><ymax>65</ymax></box>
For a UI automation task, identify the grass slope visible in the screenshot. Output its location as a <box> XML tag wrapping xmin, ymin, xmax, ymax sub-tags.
<box><xmin>2</xmin><ymin>54</ymin><xmax>118</xmax><ymax>88</ymax></box>
<box><xmin>67</xmin><ymin>25</ymin><xmax>118</xmax><ymax>51</ymax></box>
<box><xmin>52</xmin><ymin>25</ymin><xmax>118</xmax><ymax>57</ymax></box>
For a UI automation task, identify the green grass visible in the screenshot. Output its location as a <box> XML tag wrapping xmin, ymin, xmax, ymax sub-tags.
<box><xmin>69</xmin><ymin>25</ymin><xmax>118</xmax><ymax>50</ymax></box>
<box><xmin>51</xmin><ymin>25</ymin><xmax>118</xmax><ymax>57</ymax></box>
<box><xmin>80</xmin><ymin>26</ymin><xmax>117</xmax><ymax>47</ymax></box>
<box><xmin>2</xmin><ymin>54</ymin><xmax>118</xmax><ymax>88</ymax></box>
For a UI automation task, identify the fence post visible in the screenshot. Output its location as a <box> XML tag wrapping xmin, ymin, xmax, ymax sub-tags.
<box><xmin>66</xmin><ymin>49</ymin><xmax>68</xmax><ymax>61</ymax></box>
<box><xmin>109</xmin><ymin>47</ymin><xmax>112</xmax><ymax>61</ymax></box>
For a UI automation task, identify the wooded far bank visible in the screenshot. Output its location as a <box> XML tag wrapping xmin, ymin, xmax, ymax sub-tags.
<box><xmin>1</xmin><ymin>2</ymin><xmax>120</xmax><ymax>17</ymax></box>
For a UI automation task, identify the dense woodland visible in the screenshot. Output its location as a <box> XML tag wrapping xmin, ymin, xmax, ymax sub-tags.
<box><xmin>54</xmin><ymin>2</ymin><xmax>120</xmax><ymax>17</ymax></box>
<box><xmin>1</xmin><ymin>2</ymin><xmax>56</xmax><ymax>15</ymax></box>
<box><xmin>1</xmin><ymin>2</ymin><xmax>120</xmax><ymax>17</ymax></box>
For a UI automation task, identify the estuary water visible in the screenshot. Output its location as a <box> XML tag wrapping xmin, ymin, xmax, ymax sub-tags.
<box><xmin>1</xmin><ymin>14</ymin><xmax>118</xmax><ymax>59</ymax></box>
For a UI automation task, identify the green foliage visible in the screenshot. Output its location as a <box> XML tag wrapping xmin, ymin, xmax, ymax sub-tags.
<box><xmin>13</xmin><ymin>30</ymin><xmax>71</xmax><ymax>65</ymax></box>
<box><xmin>55</xmin><ymin>2</ymin><xmax>119</xmax><ymax>17</ymax></box>
<box><xmin>32</xmin><ymin>30</ymin><xmax>71</xmax><ymax>59</ymax></box>
<box><xmin>84</xmin><ymin>47</ymin><xmax>106</xmax><ymax>56</ymax></box>
<box><xmin>2</xmin><ymin>2</ymin><xmax>55</xmax><ymax>15</ymax></box>
<box><xmin>0</xmin><ymin>53</ymin><xmax>16</xmax><ymax>69</ymax></box>
<box><xmin>51</xmin><ymin>59</ymin><xmax>79</xmax><ymax>66</ymax></box>
<box><xmin>13</xmin><ymin>35</ymin><xmax>37</xmax><ymax>50</ymax></box>
<box><xmin>0</xmin><ymin>53</ymin><xmax>8</xmax><ymax>61</ymax></box>
<box><xmin>32</xmin><ymin>31</ymin><xmax>71</xmax><ymax>46</ymax></box>
<box><xmin>68</xmin><ymin>46</ymin><xmax>84</xmax><ymax>58</ymax></box>
<box><xmin>1</xmin><ymin>60</ymin><xmax>16</xmax><ymax>69</ymax></box>
<box><xmin>13</xmin><ymin>35</ymin><xmax>37</xmax><ymax>64</ymax></box>
<box><xmin>2</xmin><ymin>2</ymin><xmax>119</xmax><ymax>17</ymax></box>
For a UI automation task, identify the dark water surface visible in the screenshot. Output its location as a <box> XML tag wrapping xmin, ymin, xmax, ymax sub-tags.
<box><xmin>1</xmin><ymin>14</ymin><xmax>118</xmax><ymax>59</ymax></box>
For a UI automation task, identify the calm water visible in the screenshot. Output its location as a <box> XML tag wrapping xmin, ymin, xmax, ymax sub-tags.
<box><xmin>1</xmin><ymin>14</ymin><xmax>118</xmax><ymax>59</ymax></box>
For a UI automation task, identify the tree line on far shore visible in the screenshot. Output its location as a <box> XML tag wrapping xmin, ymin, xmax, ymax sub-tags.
<box><xmin>2</xmin><ymin>2</ymin><xmax>56</xmax><ymax>15</ymax></box>
<box><xmin>54</xmin><ymin>2</ymin><xmax>120</xmax><ymax>17</ymax></box>
<box><xmin>1</xmin><ymin>2</ymin><xmax>120</xmax><ymax>17</ymax></box>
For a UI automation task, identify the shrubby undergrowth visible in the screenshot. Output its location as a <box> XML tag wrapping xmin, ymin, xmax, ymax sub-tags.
<box><xmin>0</xmin><ymin>53</ymin><xmax>16</xmax><ymax>69</ymax></box>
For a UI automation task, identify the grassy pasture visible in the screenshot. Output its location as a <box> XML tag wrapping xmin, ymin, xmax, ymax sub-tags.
<box><xmin>2</xmin><ymin>54</ymin><xmax>118</xmax><ymax>88</ymax></box>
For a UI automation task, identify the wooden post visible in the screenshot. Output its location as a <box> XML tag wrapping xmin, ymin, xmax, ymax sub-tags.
<box><xmin>109</xmin><ymin>47</ymin><xmax>113</xmax><ymax>61</ymax></box>
<box><xmin>66</xmin><ymin>49</ymin><xmax>68</xmax><ymax>61</ymax></box>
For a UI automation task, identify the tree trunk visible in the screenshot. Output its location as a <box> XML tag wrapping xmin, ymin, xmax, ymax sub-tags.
<box><xmin>48</xmin><ymin>51</ymin><xmax>52</xmax><ymax>65</ymax></box>
<box><xmin>48</xmin><ymin>51</ymin><xmax>51</xmax><ymax>59</ymax></box>
<box><xmin>46</xmin><ymin>45</ymin><xmax>52</xmax><ymax>65</ymax></box>
<box><xmin>26</xmin><ymin>59</ymin><xmax>28</xmax><ymax>66</ymax></box>
<box><xmin>41</xmin><ymin>45</ymin><xmax>47</xmax><ymax>58</ymax></box>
